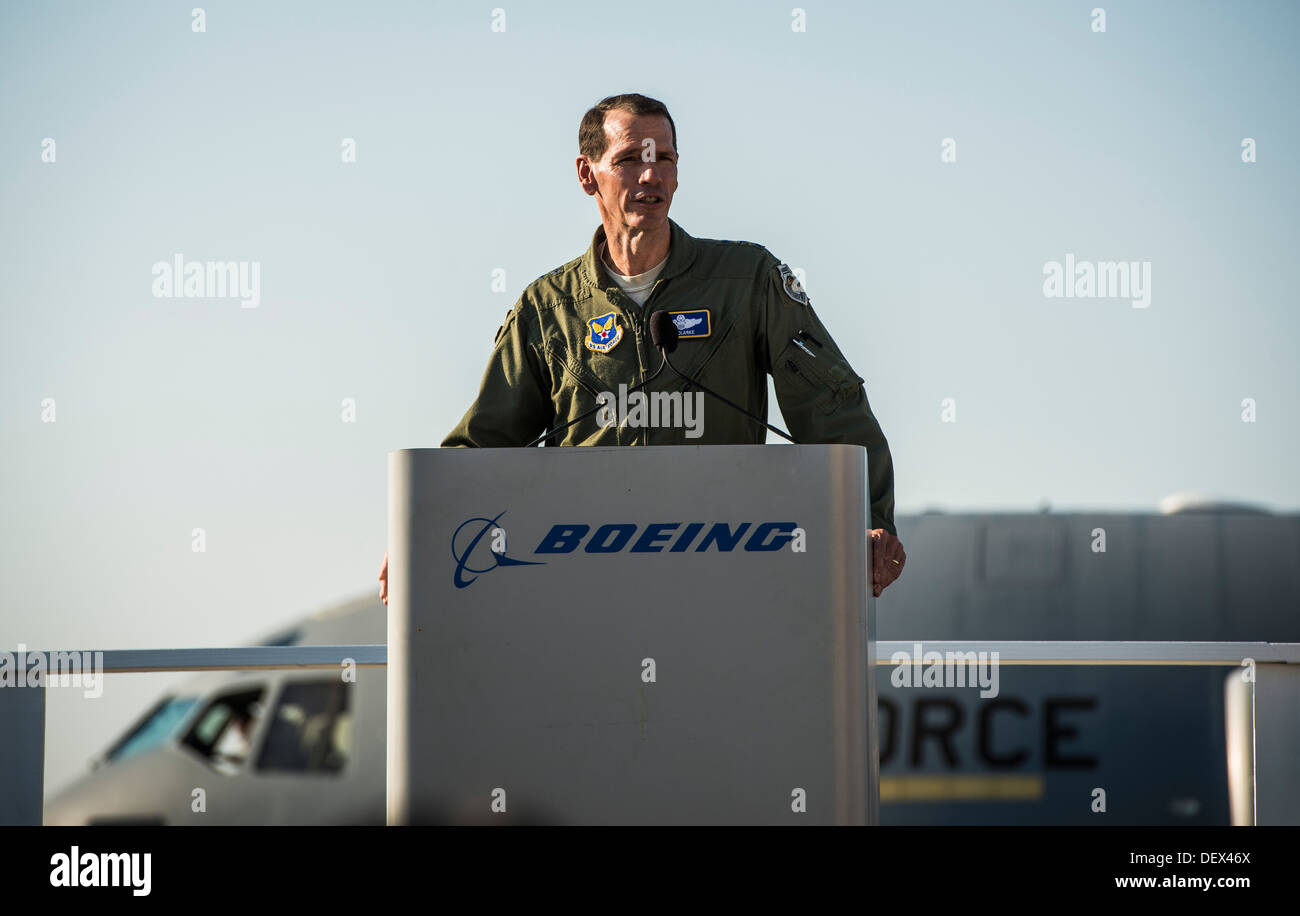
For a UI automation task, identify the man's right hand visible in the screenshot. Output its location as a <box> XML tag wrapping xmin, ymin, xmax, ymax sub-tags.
<box><xmin>870</xmin><ymin>529</ymin><xmax>906</xmax><ymax>598</ymax></box>
<box><xmin>379</xmin><ymin>550</ymin><xmax>388</xmax><ymax>606</ymax></box>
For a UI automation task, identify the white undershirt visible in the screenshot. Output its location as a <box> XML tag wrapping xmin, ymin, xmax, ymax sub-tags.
<box><xmin>600</xmin><ymin>242</ymin><xmax>668</xmax><ymax>306</ymax></box>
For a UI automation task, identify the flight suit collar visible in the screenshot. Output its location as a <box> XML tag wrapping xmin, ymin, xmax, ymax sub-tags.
<box><xmin>581</xmin><ymin>217</ymin><xmax>697</xmax><ymax>291</ymax></box>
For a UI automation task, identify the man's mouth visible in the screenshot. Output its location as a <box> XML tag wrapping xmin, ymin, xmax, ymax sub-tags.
<box><xmin>634</xmin><ymin>195</ymin><xmax>664</xmax><ymax>204</ymax></box>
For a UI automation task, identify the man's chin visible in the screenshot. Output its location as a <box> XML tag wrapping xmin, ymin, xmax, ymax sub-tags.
<box><xmin>625</xmin><ymin>209</ymin><xmax>670</xmax><ymax>230</ymax></box>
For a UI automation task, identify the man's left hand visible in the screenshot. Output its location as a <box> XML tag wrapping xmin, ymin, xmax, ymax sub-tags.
<box><xmin>870</xmin><ymin>529</ymin><xmax>906</xmax><ymax>598</ymax></box>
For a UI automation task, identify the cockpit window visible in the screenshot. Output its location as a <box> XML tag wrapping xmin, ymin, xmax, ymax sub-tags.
<box><xmin>181</xmin><ymin>688</ymin><xmax>267</xmax><ymax>774</ymax></box>
<box><xmin>257</xmin><ymin>681</ymin><xmax>351</xmax><ymax>774</ymax></box>
<box><xmin>105</xmin><ymin>695</ymin><xmax>200</xmax><ymax>764</ymax></box>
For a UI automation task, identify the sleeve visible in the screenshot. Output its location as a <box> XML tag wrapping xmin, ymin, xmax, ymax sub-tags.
<box><xmin>441</xmin><ymin>302</ymin><xmax>554</xmax><ymax>447</ymax></box>
<box><xmin>761</xmin><ymin>259</ymin><xmax>897</xmax><ymax>536</ymax></box>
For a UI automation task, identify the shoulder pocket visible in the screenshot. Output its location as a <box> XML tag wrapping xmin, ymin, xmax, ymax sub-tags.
<box><xmin>775</xmin><ymin>334</ymin><xmax>863</xmax><ymax>415</ymax></box>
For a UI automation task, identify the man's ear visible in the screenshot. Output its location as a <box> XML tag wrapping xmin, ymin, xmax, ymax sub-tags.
<box><xmin>575</xmin><ymin>155</ymin><xmax>598</xmax><ymax>196</ymax></box>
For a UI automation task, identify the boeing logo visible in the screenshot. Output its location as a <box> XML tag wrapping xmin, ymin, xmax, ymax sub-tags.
<box><xmin>452</xmin><ymin>512</ymin><xmax>545</xmax><ymax>589</ymax></box>
<box><xmin>453</xmin><ymin>516</ymin><xmax>806</xmax><ymax>588</ymax></box>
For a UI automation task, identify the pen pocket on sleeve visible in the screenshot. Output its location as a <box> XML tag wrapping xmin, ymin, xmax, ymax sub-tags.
<box><xmin>775</xmin><ymin>335</ymin><xmax>864</xmax><ymax>415</ymax></box>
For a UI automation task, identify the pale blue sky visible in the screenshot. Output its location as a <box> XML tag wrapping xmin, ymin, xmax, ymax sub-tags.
<box><xmin>2</xmin><ymin>0</ymin><xmax>1297</xmax><ymax>793</ymax></box>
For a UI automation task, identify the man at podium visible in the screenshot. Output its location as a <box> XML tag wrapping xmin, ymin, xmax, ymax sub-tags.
<box><xmin>381</xmin><ymin>93</ymin><xmax>905</xmax><ymax>602</ymax></box>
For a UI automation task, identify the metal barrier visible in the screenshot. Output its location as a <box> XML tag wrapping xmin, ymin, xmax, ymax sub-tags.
<box><xmin>3</xmin><ymin>641</ymin><xmax>1295</xmax><ymax>825</ymax></box>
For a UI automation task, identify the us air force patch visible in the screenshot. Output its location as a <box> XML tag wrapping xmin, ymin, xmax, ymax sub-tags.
<box><xmin>777</xmin><ymin>263</ymin><xmax>810</xmax><ymax>305</ymax></box>
<box><xmin>668</xmin><ymin>309</ymin><xmax>710</xmax><ymax>339</ymax></box>
<box><xmin>585</xmin><ymin>311</ymin><xmax>623</xmax><ymax>353</ymax></box>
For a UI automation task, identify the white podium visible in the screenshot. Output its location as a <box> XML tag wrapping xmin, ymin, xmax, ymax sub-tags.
<box><xmin>387</xmin><ymin>444</ymin><xmax>876</xmax><ymax>825</ymax></box>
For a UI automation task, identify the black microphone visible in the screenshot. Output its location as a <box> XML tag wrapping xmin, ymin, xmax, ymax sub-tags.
<box><xmin>647</xmin><ymin>310</ymin><xmax>798</xmax><ymax>444</ymax></box>
<box><xmin>649</xmin><ymin>310</ymin><xmax>679</xmax><ymax>354</ymax></box>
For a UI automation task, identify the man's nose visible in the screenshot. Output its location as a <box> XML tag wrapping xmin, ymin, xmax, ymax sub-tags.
<box><xmin>638</xmin><ymin>164</ymin><xmax>663</xmax><ymax>184</ymax></box>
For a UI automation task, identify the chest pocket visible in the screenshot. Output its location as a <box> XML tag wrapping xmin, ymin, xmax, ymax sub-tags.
<box><xmin>662</xmin><ymin>316</ymin><xmax>736</xmax><ymax>390</ymax></box>
<box><xmin>545</xmin><ymin>311</ymin><xmax>644</xmax><ymax>402</ymax></box>
<box><xmin>775</xmin><ymin>333</ymin><xmax>864</xmax><ymax>415</ymax></box>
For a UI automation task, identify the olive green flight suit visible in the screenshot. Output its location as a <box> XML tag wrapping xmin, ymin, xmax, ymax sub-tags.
<box><xmin>442</xmin><ymin>218</ymin><xmax>897</xmax><ymax>535</ymax></box>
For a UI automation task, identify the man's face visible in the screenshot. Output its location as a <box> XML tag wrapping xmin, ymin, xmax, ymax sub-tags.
<box><xmin>577</xmin><ymin>110</ymin><xmax>678</xmax><ymax>233</ymax></box>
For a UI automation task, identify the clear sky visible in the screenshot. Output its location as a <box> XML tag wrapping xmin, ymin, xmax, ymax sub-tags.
<box><xmin>2</xmin><ymin>0</ymin><xmax>1297</xmax><ymax>795</ymax></box>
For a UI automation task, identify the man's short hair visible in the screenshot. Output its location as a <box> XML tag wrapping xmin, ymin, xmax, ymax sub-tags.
<box><xmin>578</xmin><ymin>93</ymin><xmax>678</xmax><ymax>161</ymax></box>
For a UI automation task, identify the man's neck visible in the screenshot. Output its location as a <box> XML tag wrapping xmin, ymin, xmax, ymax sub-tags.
<box><xmin>601</xmin><ymin>223</ymin><xmax>670</xmax><ymax>276</ymax></box>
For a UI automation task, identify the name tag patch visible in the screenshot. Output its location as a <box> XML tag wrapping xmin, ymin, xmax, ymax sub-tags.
<box><xmin>668</xmin><ymin>309</ymin><xmax>710</xmax><ymax>339</ymax></box>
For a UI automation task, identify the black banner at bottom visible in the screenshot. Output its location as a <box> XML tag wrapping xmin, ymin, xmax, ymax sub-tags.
<box><xmin>0</xmin><ymin>825</ymin><xmax>1281</xmax><ymax>900</ymax></box>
